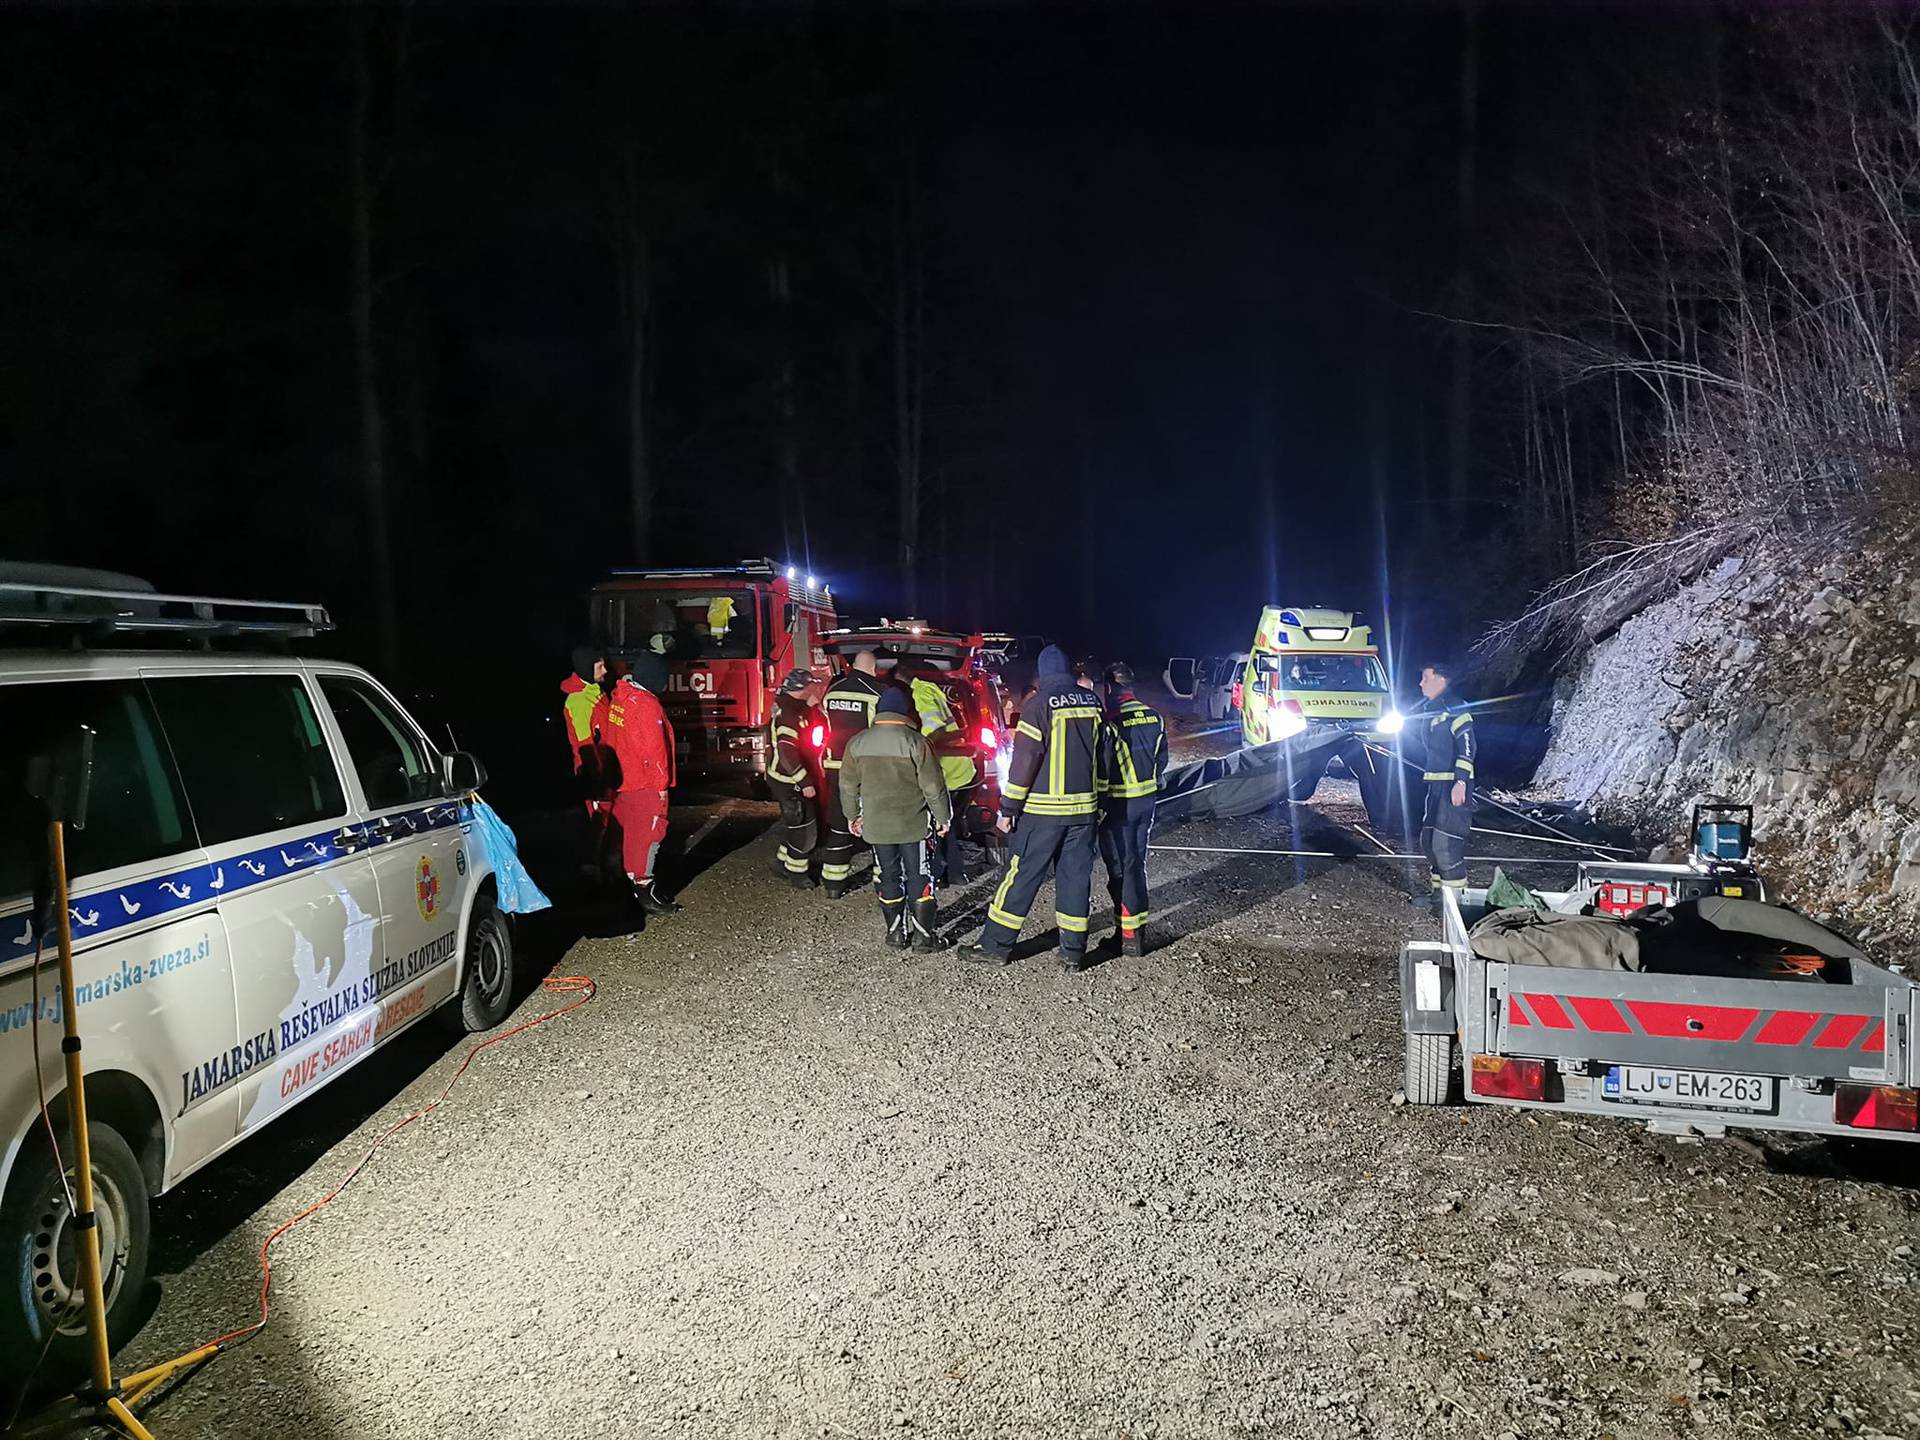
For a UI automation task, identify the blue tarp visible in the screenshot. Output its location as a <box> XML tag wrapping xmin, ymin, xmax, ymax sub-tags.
<box><xmin>465</xmin><ymin>796</ymin><xmax>552</xmax><ymax>914</ymax></box>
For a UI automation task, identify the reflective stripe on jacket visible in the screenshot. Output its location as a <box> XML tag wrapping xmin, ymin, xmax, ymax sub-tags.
<box><xmin>909</xmin><ymin>675</ymin><xmax>978</xmax><ymax>790</ymax></box>
<box><xmin>1416</xmin><ymin>699</ymin><xmax>1476</xmax><ymax>786</ymax></box>
<box><xmin>769</xmin><ymin>691</ymin><xmax>811</xmax><ymax>787</ymax></box>
<box><xmin>822</xmin><ymin>671</ymin><xmax>884</xmax><ymax>771</ymax></box>
<box><xmin>1002</xmin><ymin>677</ymin><xmax>1103</xmax><ymax>820</ymax></box>
<box><xmin>1098</xmin><ymin>694</ymin><xmax>1166</xmax><ymax>803</ymax></box>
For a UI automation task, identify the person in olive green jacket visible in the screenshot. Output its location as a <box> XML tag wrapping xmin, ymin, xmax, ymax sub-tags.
<box><xmin>841</xmin><ymin>687</ymin><xmax>954</xmax><ymax>951</ymax></box>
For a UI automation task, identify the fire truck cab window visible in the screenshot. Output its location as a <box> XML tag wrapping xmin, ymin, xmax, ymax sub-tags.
<box><xmin>616</xmin><ymin>592</ymin><xmax>758</xmax><ymax>661</ymax></box>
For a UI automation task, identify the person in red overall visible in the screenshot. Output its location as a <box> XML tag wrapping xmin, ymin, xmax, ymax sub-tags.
<box><xmin>605</xmin><ymin>667</ymin><xmax>682</xmax><ymax>920</ymax></box>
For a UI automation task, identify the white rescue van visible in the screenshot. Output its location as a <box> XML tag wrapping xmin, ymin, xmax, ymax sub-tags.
<box><xmin>0</xmin><ymin>578</ymin><xmax>513</xmax><ymax>1381</ymax></box>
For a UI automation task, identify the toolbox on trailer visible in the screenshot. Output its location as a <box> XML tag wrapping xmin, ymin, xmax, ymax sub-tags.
<box><xmin>1397</xmin><ymin>853</ymin><xmax>1918</xmax><ymax>1143</ymax></box>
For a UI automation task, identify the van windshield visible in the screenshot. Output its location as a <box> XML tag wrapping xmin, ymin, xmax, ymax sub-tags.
<box><xmin>1277</xmin><ymin>653</ymin><xmax>1387</xmax><ymax>692</ymax></box>
<box><xmin>597</xmin><ymin>589</ymin><xmax>759</xmax><ymax>661</ymax></box>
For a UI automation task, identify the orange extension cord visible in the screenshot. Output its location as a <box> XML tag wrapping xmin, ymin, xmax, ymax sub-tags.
<box><xmin>194</xmin><ymin>972</ymin><xmax>598</xmax><ymax>1353</ymax></box>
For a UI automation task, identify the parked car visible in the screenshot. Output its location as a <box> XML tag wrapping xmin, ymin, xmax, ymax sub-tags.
<box><xmin>0</xmin><ymin>576</ymin><xmax>509</xmax><ymax>1381</ymax></box>
<box><xmin>977</xmin><ymin>632</ymin><xmax>1048</xmax><ymax>702</ymax></box>
<box><xmin>1163</xmin><ymin>652</ymin><xmax>1247</xmax><ymax>721</ymax></box>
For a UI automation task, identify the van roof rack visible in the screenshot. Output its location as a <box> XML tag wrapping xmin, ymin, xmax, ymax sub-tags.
<box><xmin>0</xmin><ymin>581</ymin><xmax>333</xmax><ymax>643</ymax></box>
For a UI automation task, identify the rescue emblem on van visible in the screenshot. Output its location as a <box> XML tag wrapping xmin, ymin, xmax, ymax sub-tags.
<box><xmin>415</xmin><ymin>856</ymin><xmax>441</xmax><ymax>921</ymax></box>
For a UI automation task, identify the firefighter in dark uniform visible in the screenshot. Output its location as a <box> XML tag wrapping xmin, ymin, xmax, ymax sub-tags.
<box><xmin>1413</xmin><ymin>658</ymin><xmax>1476</xmax><ymax>912</ymax></box>
<box><xmin>1096</xmin><ymin>662</ymin><xmax>1167</xmax><ymax>957</ymax></box>
<box><xmin>818</xmin><ymin>648</ymin><xmax>886</xmax><ymax>898</ymax></box>
<box><xmin>960</xmin><ymin>645</ymin><xmax>1105</xmax><ymax>972</ymax></box>
<box><xmin>768</xmin><ymin>669</ymin><xmax>820</xmax><ymax>888</ymax></box>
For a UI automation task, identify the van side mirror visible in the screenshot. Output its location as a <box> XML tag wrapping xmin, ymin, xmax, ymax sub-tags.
<box><xmin>442</xmin><ymin>751</ymin><xmax>487</xmax><ymax>794</ymax></box>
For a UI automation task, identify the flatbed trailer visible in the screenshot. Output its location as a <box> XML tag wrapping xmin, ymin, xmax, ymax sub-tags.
<box><xmin>1399</xmin><ymin>861</ymin><xmax>1920</xmax><ymax>1144</ymax></box>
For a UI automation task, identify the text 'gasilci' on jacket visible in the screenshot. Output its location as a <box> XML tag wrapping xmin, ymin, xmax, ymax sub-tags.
<box><xmin>1002</xmin><ymin>677</ymin><xmax>1104</xmax><ymax>820</ymax></box>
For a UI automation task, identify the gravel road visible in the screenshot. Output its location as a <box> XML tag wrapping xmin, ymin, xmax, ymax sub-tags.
<box><xmin>35</xmin><ymin>733</ymin><xmax>1920</xmax><ymax>1440</ymax></box>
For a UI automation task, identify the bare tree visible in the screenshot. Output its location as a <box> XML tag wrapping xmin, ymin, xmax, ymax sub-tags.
<box><xmin>1445</xmin><ymin>0</ymin><xmax>1480</xmax><ymax>512</ymax></box>
<box><xmin>349</xmin><ymin>7</ymin><xmax>395</xmax><ymax>672</ymax></box>
<box><xmin>611</xmin><ymin>151</ymin><xmax>653</xmax><ymax>564</ymax></box>
<box><xmin>893</xmin><ymin>183</ymin><xmax>925</xmax><ymax>612</ymax></box>
<box><xmin>1472</xmin><ymin>18</ymin><xmax>1920</xmax><ymax>667</ymax></box>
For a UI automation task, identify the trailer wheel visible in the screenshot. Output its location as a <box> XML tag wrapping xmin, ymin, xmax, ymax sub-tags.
<box><xmin>1403</xmin><ymin>1032</ymin><xmax>1456</xmax><ymax>1106</ymax></box>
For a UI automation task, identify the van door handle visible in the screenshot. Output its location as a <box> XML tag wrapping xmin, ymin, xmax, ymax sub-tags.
<box><xmin>332</xmin><ymin>826</ymin><xmax>367</xmax><ymax>852</ymax></box>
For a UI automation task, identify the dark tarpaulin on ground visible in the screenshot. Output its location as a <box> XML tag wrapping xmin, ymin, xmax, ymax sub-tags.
<box><xmin>1153</xmin><ymin>729</ymin><xmax>1355</xmax><ymax>824</ymax></box>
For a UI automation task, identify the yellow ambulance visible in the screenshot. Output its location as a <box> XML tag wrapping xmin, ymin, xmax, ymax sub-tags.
<box><xmin>1237</xmin><ymin>605</ymin><xmax>1404</xmax><ymax>749</ymax></box>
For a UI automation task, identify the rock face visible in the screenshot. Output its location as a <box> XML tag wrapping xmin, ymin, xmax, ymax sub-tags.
<box><xmin>1533</xmin><ymin>520</ymin><xmax>1920</xmax><ymax>944</ymax></box>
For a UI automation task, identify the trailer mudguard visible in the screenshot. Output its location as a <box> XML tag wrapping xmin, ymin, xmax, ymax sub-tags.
<box><xmin>1400</xmin><ymin>940</ymin><xmax>1457</xmax><ymax>1037</ymax></box>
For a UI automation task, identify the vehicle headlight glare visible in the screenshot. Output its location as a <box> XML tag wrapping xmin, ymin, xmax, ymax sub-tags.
<box><xmin>1273</xmin><ymin>709</ymin><xmax>1308</xmax><ymax>740</ymax></box>
<box><xmin>1378</xmin><ymin>710</ymin><xmax>1405</xmax><ymax>735</ymax></box>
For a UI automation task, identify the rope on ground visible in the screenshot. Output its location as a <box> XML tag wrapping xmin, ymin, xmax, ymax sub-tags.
<box><xmin>1145</xmin><ymin>843</ymin><xmax>1585</xmax><ymax>866</ymax></box>
<box><xmin>1357</xmin><ymin>740</ymin><xmax>1627</xmax><ymax>862</ymax></box>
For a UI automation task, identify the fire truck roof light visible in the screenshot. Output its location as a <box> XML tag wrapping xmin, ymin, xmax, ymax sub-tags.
<box><xmin>787</xmin><ymin>566</ymin><xmax>797</xmax><ymax>580</ymax></box>
<box><xmin>807</xmin><ymin>575</ymin><xmax>817</xmax><ymax>588</ymax></box>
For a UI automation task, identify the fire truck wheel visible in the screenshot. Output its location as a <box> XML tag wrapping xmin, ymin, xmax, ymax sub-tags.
<box><xmin>0</xmin><ymin>1120</ymin><xmax>151</xmax><ymax>1398</ymax></box>
<box><xmin>1402</xmin><ymin>1032</ymin><xmax>1457</xmax><ymax>1106</ymax></box>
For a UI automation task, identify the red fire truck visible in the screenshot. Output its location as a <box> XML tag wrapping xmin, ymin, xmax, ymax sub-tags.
<box><xmin>589</xmin><ymin>561</ymin><xmax>838</xmax><ymax>784</ymax></box>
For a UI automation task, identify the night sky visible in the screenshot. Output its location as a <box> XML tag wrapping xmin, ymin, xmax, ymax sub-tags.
<box><xmin>1</xmin><ymin>4</ymin><xmax>1710</xmax><ymax>718</ymax></box>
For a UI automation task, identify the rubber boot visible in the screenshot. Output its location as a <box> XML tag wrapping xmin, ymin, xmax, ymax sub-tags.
<box><xmin>884</xmin><ymin>904</ymin><xmax>912</xmax><ymax>949</ymax></box>
<box><xmin>1120</xmin><ymin>928</ymin><xmax>1146</xmax><ymax>959</ymax></box>
<box><xmin>958</xmin><ymin>943</ymin><xmax>1011</xmax><ymax>966</ymax></box>
<box><xmin>1058</xmin><ymin>948</ymin><xmax>1091</xmax><ymax>974</ymax></box>
<box><xmin>909</xmin><ymin>898</ymin><xmax>949</xmax><ymax>952</ymax></box>
<box><xmin>637</xmin><ymin>880</ymin><xmax>682</xmax><ymax>915</ymax></box>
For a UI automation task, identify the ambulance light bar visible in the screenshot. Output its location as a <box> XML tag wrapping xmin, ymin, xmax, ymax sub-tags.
<box><xmin>1304</xmin><ymin>626</ymin><xmax>1349</xmax><ymax>642</ymax></box>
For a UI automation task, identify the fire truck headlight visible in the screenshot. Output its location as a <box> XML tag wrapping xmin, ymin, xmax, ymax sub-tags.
<box><xmin>1378</xmin><ymin>710</ymin><xmax>1406</xmax><ymax>735</ymax></box>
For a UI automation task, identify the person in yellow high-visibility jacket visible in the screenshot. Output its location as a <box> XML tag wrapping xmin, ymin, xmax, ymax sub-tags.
<box><xmin>908</xmin><ymin>670</ymin><xmax>978</xmax><ymax>886</ymax></box>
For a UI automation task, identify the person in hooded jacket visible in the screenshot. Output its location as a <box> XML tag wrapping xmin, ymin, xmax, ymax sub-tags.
<box><xmin>605</xmin><ymin>664</ymin><xmax>682</xmax><ymax>921</ymax></box>
<box><xmin>841</xmin><ymin>687</ymin><xmax>953</xmax><ymax>950</ymax></box>
<box><xmin>561</xmin><ymin>648</ymin><xmax>615</xmax><ymax>882</ymax></box>
<box><xmin>960</xmin><ymin>645</ymin><xmax>1105</xmax><ymax>972</ymax></box>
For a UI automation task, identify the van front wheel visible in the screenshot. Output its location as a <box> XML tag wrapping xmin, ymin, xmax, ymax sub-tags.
<box><xmin>0</xmin><ymin>1121</ymin><xmax>151</xmax><ymax>1398</ymax></box>
<box><xmin>449</xmin><ymin>896</ymin><xmax>515</xmax><ymax>1032</ymax></box>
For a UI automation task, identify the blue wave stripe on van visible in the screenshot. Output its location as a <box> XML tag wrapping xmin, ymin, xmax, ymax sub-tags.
<box><xmin>0</xmin><ymin>800</ymin><xmax>468</xmax><ymax>969</ymax></box>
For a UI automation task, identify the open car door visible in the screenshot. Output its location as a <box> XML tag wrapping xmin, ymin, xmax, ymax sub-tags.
<box><xmin>1163</xmin><ymin>656</ymin><xmax>1198</xmax><ymax>700</ymax></box>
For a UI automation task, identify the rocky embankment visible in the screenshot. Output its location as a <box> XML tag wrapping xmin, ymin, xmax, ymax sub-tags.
<box><xmin>1533</xmin><ymin>515</ymin><xmax>1920</xmax><ymax>947</ymax></box>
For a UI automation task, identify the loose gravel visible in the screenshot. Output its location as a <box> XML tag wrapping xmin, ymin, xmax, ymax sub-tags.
<box><xmin>57</xmin><ymin>748</ymin><xmax>1920</xmax><ymax>1440</ymax></box>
